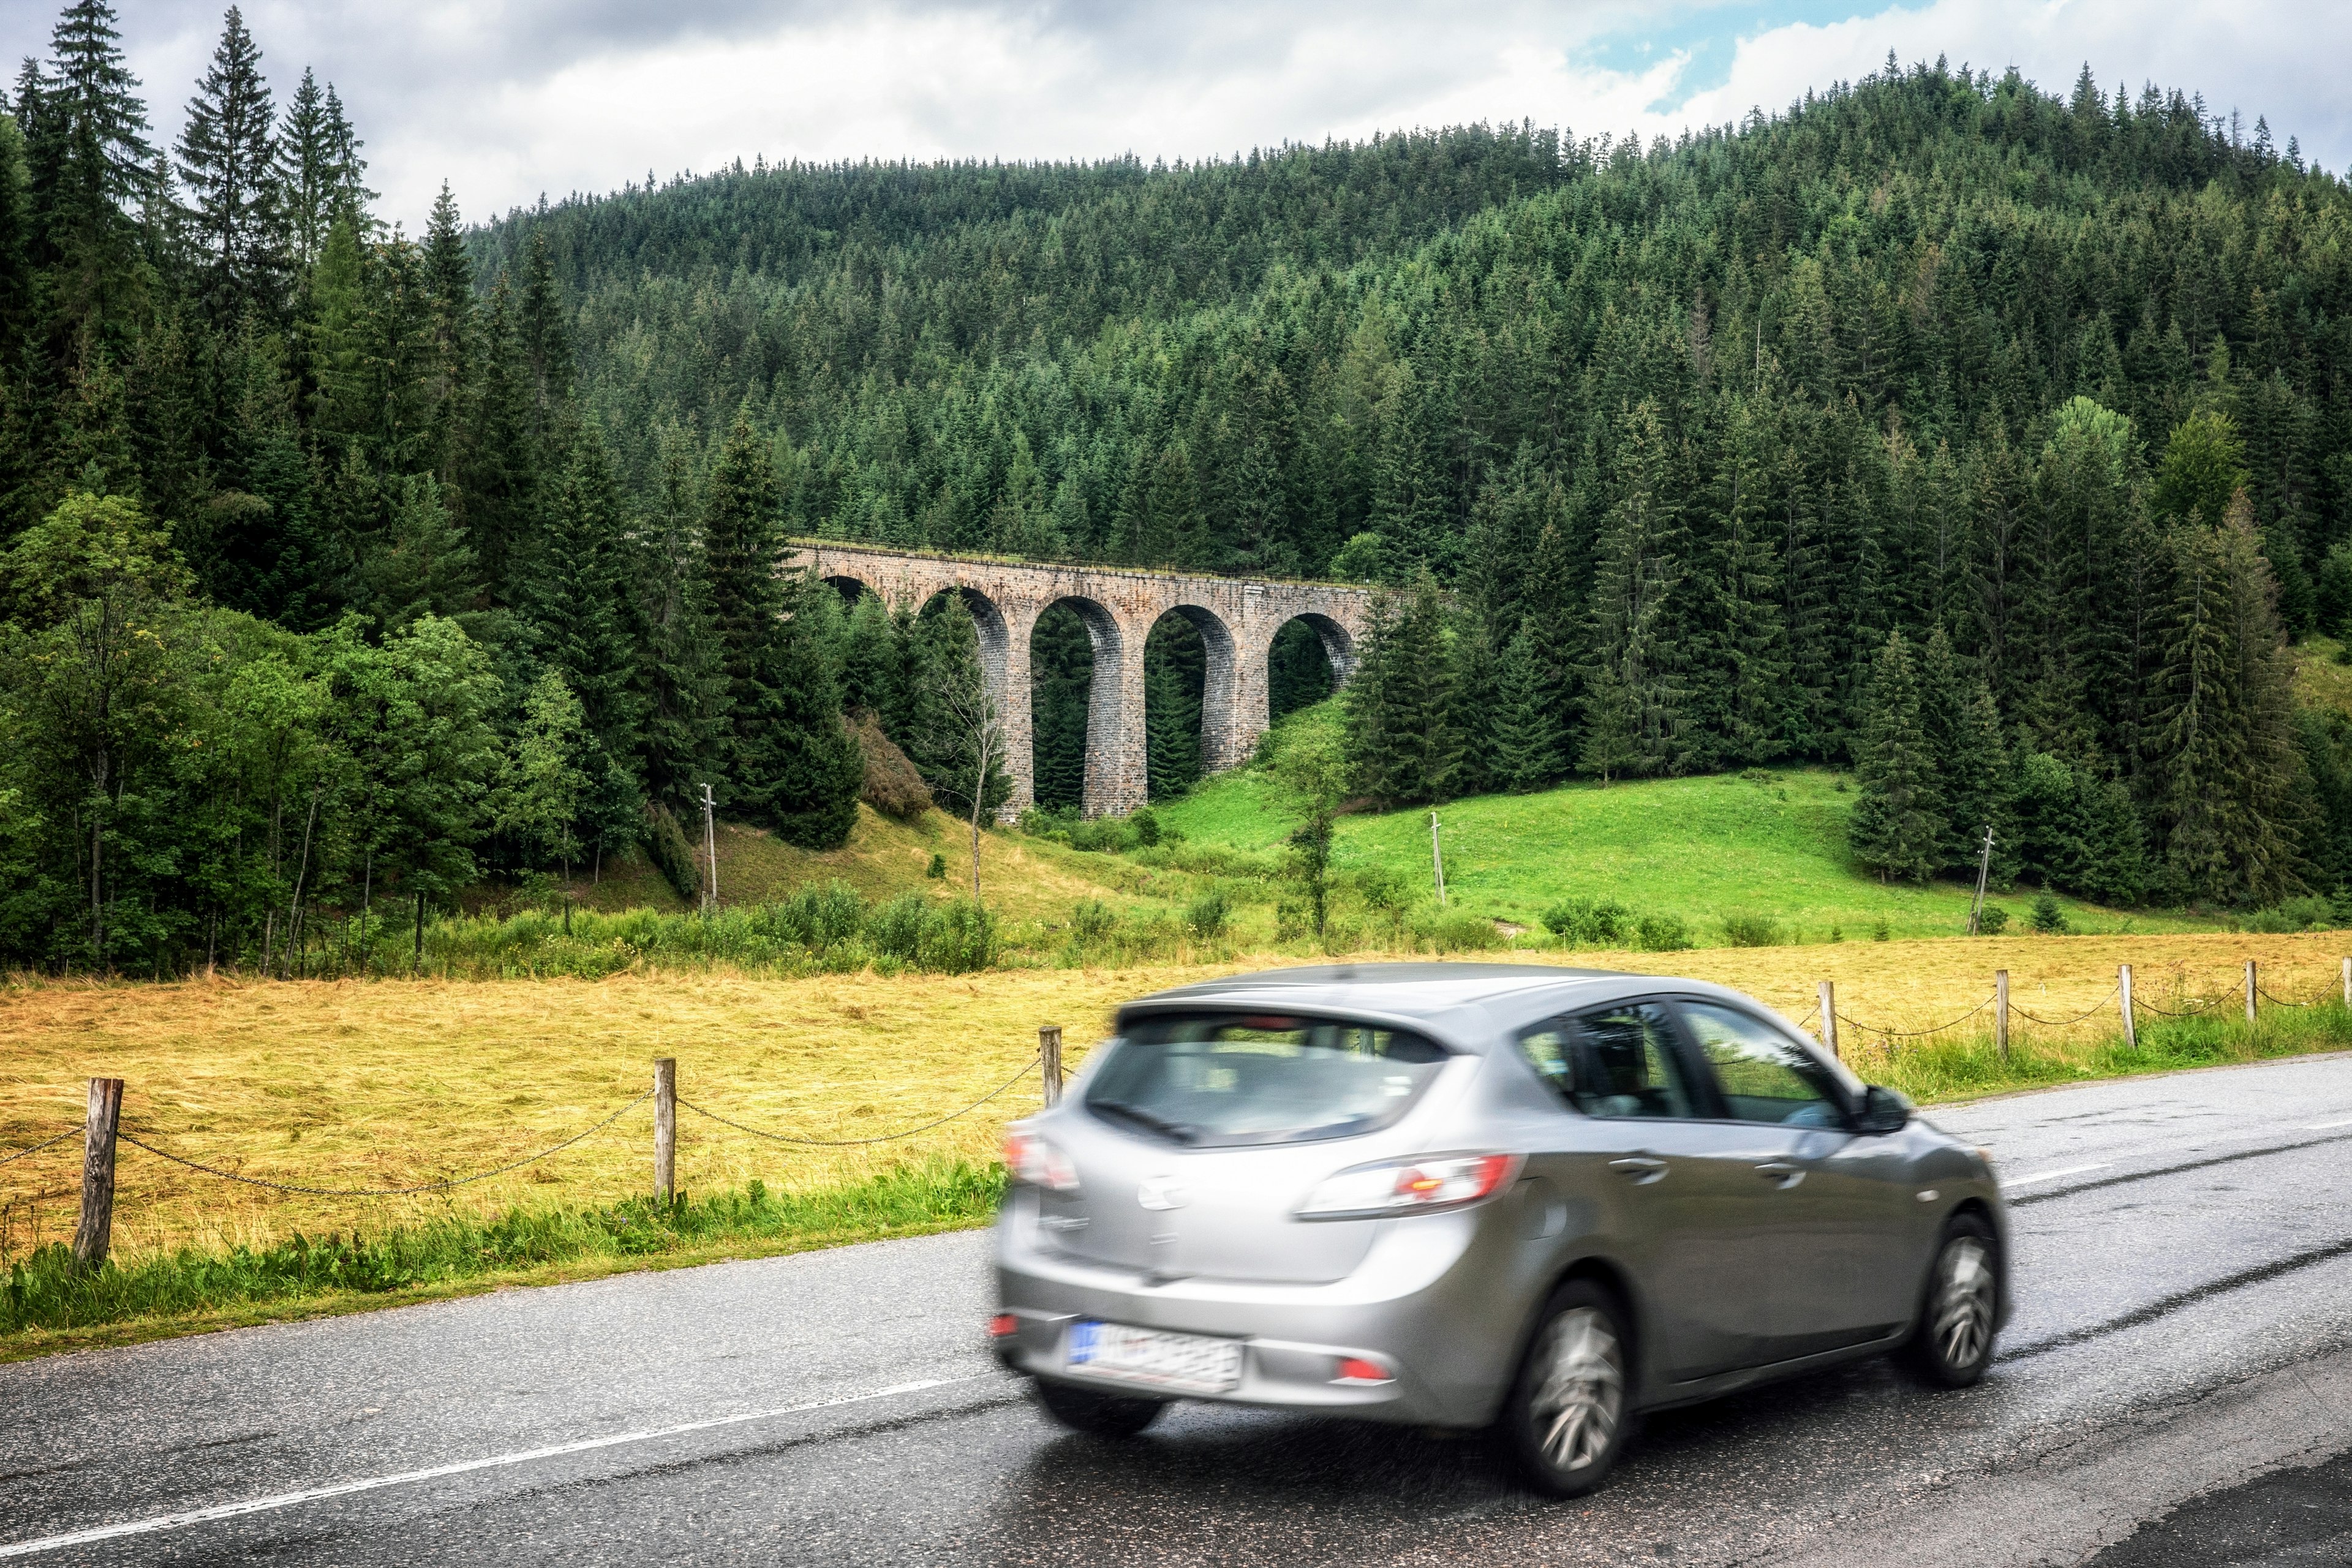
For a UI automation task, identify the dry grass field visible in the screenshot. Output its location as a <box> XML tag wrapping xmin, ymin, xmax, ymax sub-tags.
<box><xmin>7</xmin><ymin>931</ymin><xmax>2349</xmax><ymax>1266</ymax></box>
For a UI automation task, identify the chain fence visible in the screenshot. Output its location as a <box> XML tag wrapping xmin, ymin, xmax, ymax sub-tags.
<box><xmin>0</xmin><ymin>1128</ymin><xmax>81</xmax><ymax>1167</ymax></box>
<box><xmin>679</xmin><ymin>1054</ymin><xmax>1039</xmax><ymax>1147</ymax></box>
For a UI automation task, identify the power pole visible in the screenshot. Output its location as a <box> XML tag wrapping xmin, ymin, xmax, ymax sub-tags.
<box><xmin>699</xmin><ymin>783</ymin><xmax>719</xmax><ymax>915</ymax></box>
<box><xmin>1430</xmin><ymin>812</ymin><xmax>1447</xmax><ymax>907</ymax></box>
<box><xmin>1966</xmin><ymin>825</ymin><xmax>1994</xmax><ymax>935</ymax></box>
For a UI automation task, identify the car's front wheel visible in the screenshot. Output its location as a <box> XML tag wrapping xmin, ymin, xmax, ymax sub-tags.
<box><xmin>1502</xmin><ymin>1280</ymin><xmax>1632</xmax><ymax>1496</ymax></box>
<box><xmin>1029</xmin><ymin>1376</ymin><xmax>1166</xmax><ymax>1438</ymax></box>
<box><xmin>1905</xmin><ymin>1213</ymin><xmax>2001</xmax><ymax>1387</ymax></box>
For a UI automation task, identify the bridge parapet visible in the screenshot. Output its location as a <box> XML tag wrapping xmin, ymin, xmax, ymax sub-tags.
<box><xmin>787</xmin><ymin>542</ymin><xmax>1373</xmax><ymax>818</ymax></box>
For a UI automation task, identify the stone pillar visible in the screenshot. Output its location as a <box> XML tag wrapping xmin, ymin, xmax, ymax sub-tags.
<box><xmin>1193</xmin><ymin>611</ymin><xmax>1245</xmax><ymax>773</ymax></box>
<box><xmin>1227</xmin><ymin>624</ymin><xmax>1275</xmax><ymax>772</ymax></box>
<box><xmin>995</xmin><ymin>600</ymin><xmax>1039</xmax><ymax>821</ymax></box>
<box><xmin>1082</xmin><ymin>612</ymin><xmax>1149</xmax><ymax>818</ymax></box>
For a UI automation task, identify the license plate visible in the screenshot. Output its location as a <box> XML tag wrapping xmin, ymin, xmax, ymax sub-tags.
<box><xmin>1065</xmin><ymin>1321</ymin><xmax>1243</xmax><ymax>1394</ymax></box>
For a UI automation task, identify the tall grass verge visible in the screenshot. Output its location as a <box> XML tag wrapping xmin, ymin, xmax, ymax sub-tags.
<box><xmin>1850</xmin><ymin>1001</ymin><xmax>2352</xmax><ymax>1103</ymax></box>
<box><xmin>3</xmin><ymin>1158</ymin><xmax>1004</xmax><ymax>1341</ymax></box>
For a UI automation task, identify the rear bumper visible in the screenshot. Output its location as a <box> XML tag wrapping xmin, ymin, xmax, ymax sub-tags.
<box><xmin>992</xmin><ymin>1196</ymin><xmax>1546</xmax><ymax>1428</ymax></box>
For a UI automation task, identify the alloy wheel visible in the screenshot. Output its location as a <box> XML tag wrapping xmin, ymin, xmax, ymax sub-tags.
<box><xmin>1530</xmin><ymin>1305</ymin><xmax>1625</xmax><ymax>1472</ymax></box>
<box><xmin>1931</xmin><ymin>1235</ymin><xmax>1997</xmax><ymax>1370</ymax></box>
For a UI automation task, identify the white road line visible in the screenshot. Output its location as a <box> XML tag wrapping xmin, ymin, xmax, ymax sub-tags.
<box><xmin>0</xmin><ymin>1374</ymin><xmax>987</xmax><ymax>1559</ymax></box>
<box><xmin>2307</xmin><ymin>1117</ymin><xmax>2352</xmax><ymax>1131</ymax></box>
<box><xmin>2004</xmin><ymin>1163</ymin><xmax>2113</xmax><ymax>1187</ymax></box>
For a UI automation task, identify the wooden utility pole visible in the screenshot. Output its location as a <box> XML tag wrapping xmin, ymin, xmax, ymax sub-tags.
<box><xmin>1967</xmin><ymin>826</ymin><xmax>1995</xmax><ymax>935</ymax></box>
<box><xmin>699</xmin><ymin>784</ymin><xmax>719</xmax><ymax>914</ymax></box>
<box><xmin>1430</xmin><ymin>813</ymin><xmax>1447</xmax><ymax>907</ymax></box>
<box><xmin>1994</xmin><ymin>971</ymin><xmax>2010</xmax><ymax>1063</ymax></box>
<box><xmin>1039</xmin><ymin>1026</ymin><xmax>1063</xmax><ymax>1107</ymax></box>
<box><xmin>2119</xmin><ymin>964</ymin><xmax>2136</xmax><ymax>1049</ymax></box>
<box><xmin>653</xmin><ymin>1058</ymin><xmax>677</xmax><ymax>1204</ymax></box>
<box><xmin>1818</xmin><ymin>981</ymin><xmax>1838</xmax><ymax>1059</ymax></box>
<box><xmin>72</xmin><ymin>1077</ymin><xmax>124</xmax><ymax>1271</ymax></box>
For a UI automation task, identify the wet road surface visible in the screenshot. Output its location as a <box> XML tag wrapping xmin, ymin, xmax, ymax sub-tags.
<box><xmin>5</xmin><ymin>1054</ymin><xmax>2351</xmax><ymax>1566</ymax></box>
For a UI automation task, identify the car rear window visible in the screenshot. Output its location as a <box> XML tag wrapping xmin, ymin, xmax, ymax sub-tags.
<box><xmin>1085</xmin><ymin>1012</ymin><xmax>1450</xmax><ymax>1147</ymax></box>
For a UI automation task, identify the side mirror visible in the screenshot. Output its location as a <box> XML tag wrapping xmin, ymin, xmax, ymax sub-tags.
<box><xmin>1853</xmin><ymin>1085</ymin><xmax>1911</xmax><ymax>1135</ymax></box>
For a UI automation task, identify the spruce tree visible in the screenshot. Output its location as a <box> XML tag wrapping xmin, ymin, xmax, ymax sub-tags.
<box><xmin>1849</xmin><ymin>630</ymin><xmax>1943</xmax><ymax>882</ymax></box>
<box><xmin>705</xmin><ymin>409</ymin><xmax>782</xmax><ymax>704</ymax></box>
<box><xmin>1491</xmin><ymin>623</ymin><xmax>1561</xmax><ymax>790</ymax></box>
<box><xmin>1446</xmin><ymin>613</ymin><xmax>1497</xmax><ymax>797</ymax></box>
<box><xmin>175</xmin><ymin>6</ymin><xmax>285</xmax><ymax>320</ymax></box>
<box><xmin>631</xmin><ymin>444</ymin><xmax>728</xmax><ymax>806</ymax></box>
<box><xmin>731</xmin><ymin>569</ymin><xmax>864</xmax><ymax>848</ymax></box>
<box><xmin>529</xmin><ymin>426</ymin><xmax>641</xmax><ymax>763</ymax></box>
<box><xmin>274</xmin><ymin>67</ymin><xmax>334</xmax><ymax>269</ymax></box>
<box><xmin>837</xmin><ymin>590</ymin><xmax>900</xmax><ymax>719</ymax></box>
<box><xmin>2153</xmin><ymin>500</ymin><xmax>2304</xmax><ymax>904</ymax></box>
<box><xmin>358</xmin><ymin>473</ymin><xmax>477</xmax><ymax>633</ymax></box>
<box><xmin>1583</xmin><ymin>400</ymin><xmax>1684</xmax><ymax>777</ymax></box>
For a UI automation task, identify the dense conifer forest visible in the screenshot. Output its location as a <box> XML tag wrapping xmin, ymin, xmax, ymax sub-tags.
<box><xmin>2</xmin><ymin>0</ymin><xmax>2349</xmax><ymax>974</ymax></box>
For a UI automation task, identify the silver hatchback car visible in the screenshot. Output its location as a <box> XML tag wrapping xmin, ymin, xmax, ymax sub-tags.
<box><xmin>992</xmin><ymin>963</ymin><xmax>2008</xmax><ymax>1494</ymax></box>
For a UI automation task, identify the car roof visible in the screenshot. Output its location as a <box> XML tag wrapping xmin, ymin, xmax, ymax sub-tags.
<box><xmin>1115</xmin><ymin>962</ymin><xmax>1752</xmax><ymax>1048</ymax></box>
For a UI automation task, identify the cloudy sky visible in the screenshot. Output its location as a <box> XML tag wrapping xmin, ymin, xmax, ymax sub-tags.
<box><xmin>41</xmin><ymin>0</ymin><xmax>2352</xmax><ymax>233</ymax></box>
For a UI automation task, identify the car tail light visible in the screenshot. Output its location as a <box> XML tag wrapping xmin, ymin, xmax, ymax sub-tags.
<box><xmin>988</xmin><ymin>1313</ymin><xmax>1019</xmax><ymax>1338</ymax></box>
<box><xmin>1295</xmin><ymin>1153</ymin><xmax>1523</xmax><ymax>1219</ymax></box>
<box><xmin>1003</xmin><ymin>1125</ymin><xmax>1080</xmax><ymax>1193</ymax></box>
<box><xmin>1333</xmin><ymin>1356</ymin><xmax>1392</xmax><ymax>1384</ymax></box>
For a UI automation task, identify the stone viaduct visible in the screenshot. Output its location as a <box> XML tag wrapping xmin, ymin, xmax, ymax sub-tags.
<box><xmin>788</xmin><ymin>542</ymin><xmax>1374</xmax><ymax>820</ymax></box>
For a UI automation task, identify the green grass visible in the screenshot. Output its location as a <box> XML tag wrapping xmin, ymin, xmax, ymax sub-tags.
<box><xmin>1152</xmin><ymin>704</ymin><xmax>2215</xmax><ymax>944</ymax></box>
<box><xmin>2</xmin><ymin>1158</ymin><xmax>1003</xmax><ymax>1352</ymax></box>
<box><xmin>1861</xmin><ymin>1001</ymin><xmax>2352</xmax><ymax>1102</ymax></box>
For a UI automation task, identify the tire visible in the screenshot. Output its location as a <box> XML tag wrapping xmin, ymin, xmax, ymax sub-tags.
<box><xmin>1905</xmin><ymin>1213</ymin><xmax>2002</xmax><ymax>1388</ymax></box>
<box><xmin>1030</xmin><ymin>1376</ymin><xmax>1166</xmax><ymax>1438</ymax></box>
<box><xmin>1501</xmin><ymin>1280</ymin><xmax>1634</xmax><ymax>1497</ymax></box>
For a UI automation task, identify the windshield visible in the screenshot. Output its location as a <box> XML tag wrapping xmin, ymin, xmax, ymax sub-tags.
<box><xmin>1085</xmin><ymin>1012</ymin><xmax>1451</xmax><ymax>1147</ymax></box>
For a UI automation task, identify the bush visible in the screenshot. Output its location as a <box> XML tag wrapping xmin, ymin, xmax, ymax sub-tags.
<box><xmin>867</xmin><ymin>893</ymin><xmax>929</xmax><ymax>960</ymax></box>
<box><xmin>1412</xmin><ymin>906</ymin><xmax>1502</xmax><ymax>952</ymax></box>
<box><xmin>1872</xmin><ymin>918</ymin><xmax>1890</xmax><ymax>941</ymax></box>
<box><xmin>1185</xmin><ymin>888</ymin><xmax>1231</xmax><ymax>942</ymax></box>
<box><xmin>1720</xmin><ymin>912</ymin><xmax>1782</xmax><ymax>948</ymax></box>
<box><xmin>1540</xmin><ymin>897</ymin><xmax>1632</xmax><ymax>948</ymax></box>
<box><xmin>1977</xmin><ymin>903</ymin><xmax>2010</xmax><ymax>935</ymax></box>
<box><xmin>1635</xmin><ymin>912</ymin><xmax>1692</xmax><ymax>951</ymax></box>
<box><xmin>641</xmin><ymin>801</ymin><xmax>702</xmax><ymax>904</ymax></box>
<box><xmin>2029</xmin><ymin>893</ymin><xmax>2070</xmax><ymax>934</ymax></box>
<box><xmin>2245</xmin><ymin>895</ymin><xmax>2337</xmax><ymax>933</ymax></box>
<box><xmin>773</xmin><ymin>880</ymin><xmax>866</xmax><ymax>949</ymax></box>
<box><xmin>1132</xmin><ymin>808</ymin><xmax>1161</xmax><ymax>847</ymax></box>
<box><xmin>925</xmin><ymin>852</ymin><xmax>946</xmax><ymax>880</ymax></box>
<box><xmin>850</xmin><ymin>712</ymin><xmax>932</xmax><ymax>820</ymax></box>
<box><xmin>1069</xmin><ymin>899</ymin><xmax>1116</xmax><ymax>948</ymax></box>
<box><xmin>918</xmin><ymin>900</ymin><xmax>996</xmax><ymax>974</ymax></box>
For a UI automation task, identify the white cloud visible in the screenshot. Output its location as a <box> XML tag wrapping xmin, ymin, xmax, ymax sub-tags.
<box><xmin>79</xmin><ymin>0</ymin><xmax>2352</xmax><ymax>233</ymax></box>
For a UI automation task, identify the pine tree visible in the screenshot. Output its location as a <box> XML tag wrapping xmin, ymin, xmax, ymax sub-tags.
<box><xmin>704</xmin><ymin>409</ymin><xmax>783</xmax><ymax>707</ymax></box>
<box><xmin>1491</xmin><ymin>623</ymin><xmax>1561</xmax><ymax>790</ymax></box>
<box><xmin>1689</xmin><ymin>392</ymin><xmax>1788</xmax><ymax>766</ymax></box>
<box><xmin>31</xmin><ymin>1</ymin><xmax>153</xmax><ymax>358</ymax></box>
<box><xmin>631</xmin><ymin>443</ymin><xmax>728</xmax><ymax>806</ymax></box>
<box><xmin>1446</xmin><ymin>613</ymin><xmax>1497</xmax><ymax>797</ymax></box>
<box><xmin>529</xmin><ymin>426</ymin><xmax>641</xmax><ymax>761</ymax></box>
<box><xmin>358</xmin><ymin>473</ymin><xmax>477</xmax><ymax>633</ymax></box>
<box><xmin>731</xmin><ymin>569</ymin><xmax>864</xmax><ymax>848</ymax></box>
<box><xmin>1917</xmin><ymin>625</ymin><xmax>2012</xmax><ymax>877</ymax></box>
<box><xmin>1145</xmin><ymin>651</ymin><xmax>1200</xmax><ymax>801</ymax></box>
<box><xmin>1849</xmin><ymin>630</ymin><xmax>1943</xmax><ymax>882</ymax></box>
<box><xmin>175</xmin><ymin>6</ymin><xmax>286</xmax><ymax>320</ymax></box>
<box><xmin>2153</xmin><ymin>499</ymin><xmax>2304</xmax><ymax>904</ymax></box>
<box><xmin>518</xmin><ymin>228</ymin><xmax>572</xmax><ymax>413</ymax></box>
<box><xmin>274</xmin><ymin>67</ymin><xmax>334</xmax><ymax>270</ymax></box>
<box><xmin>1583</xmin><ymin>400</ymin><xmax>1684</xmax><ymax>777</ymax></box>
<box><xmin>1349</xmin><ymin>570</ymin><xmax>1457</xmax><ymax>805</ymax></box>
<box><xmin>903</xmin><ymin>590</ymin><xmax>1009</xmax><ymax>825</ymax></box>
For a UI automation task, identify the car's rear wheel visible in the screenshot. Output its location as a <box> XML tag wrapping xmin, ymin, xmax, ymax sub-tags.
<box><xmin>1502</xmin><ymin>1280</ymin><xmax>1632</xmax><ymax>1496</ymax></box>
<box><xmin>1905</xmin><ymin>1213</ymin><xmax>2001</xmax><ymax>1387</ymax></box>
<box><xmin>1030</xmin><ymin>1376</ymin><xmax>1166</xmax><ymax>1438</ymax></box>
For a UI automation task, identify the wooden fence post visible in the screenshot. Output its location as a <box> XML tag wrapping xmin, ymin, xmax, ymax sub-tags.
<box><xmin>1039</xmin><ymin>1026</ymin><xmax>1064</xmax><ymax>1107</ymax></box>
<box><xmin>72</xmin><ymin>1077</ymin><xmax>123</xmax><ymax>1271</ymax></box>
<box><xmin>2119</xmin><ymin>964</ymin><xmax>2136</xmax><ymax>1049</ymax></box>
<box><xmin>2245</xmin><ymin>960</ymin><xmax>2258</xmax><ymax>1027</ymax></box>
<box><xmin>1994</xmin><ymin>971</ymin><xmax>2010</xmax><ymax>1064</ymax></box>
<box><xmin>2342</xmin><ymin>956</ymin><xmax>2350</xmax><ymax>1009</ymax></box>
<box><xmin>653</xmin><ymin>1058</ymin><xmax>676</xmax><ymax>1204</ymax></box>
<box><xmin>1817</xmin><ymin>981</ymin><xmax>1838</xmax><ymax>1059</ymax></box>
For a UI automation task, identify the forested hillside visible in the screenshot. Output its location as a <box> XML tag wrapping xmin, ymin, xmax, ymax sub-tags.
<box><xmin>1</xmin><ymin>0</ymin><xmax>2348</xmax><ymax>977</ymax></box>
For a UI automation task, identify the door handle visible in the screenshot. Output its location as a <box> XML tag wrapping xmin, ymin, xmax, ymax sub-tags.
<box><xmin>1608</xmin><ymin>1156</ymin><xmax>1667</xmax><ymax>1183</ymax></box>
<box><xmin>1754</xmin><ymin>1161</ymin><xmax>1804</xmax><ymax>1187</ymax></box>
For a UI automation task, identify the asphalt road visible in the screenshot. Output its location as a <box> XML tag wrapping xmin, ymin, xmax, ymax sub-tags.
<box><xmin>7</xmin><ymin>1054</ymin><xmax>2352</xmax><ymax>1566</ymax></box>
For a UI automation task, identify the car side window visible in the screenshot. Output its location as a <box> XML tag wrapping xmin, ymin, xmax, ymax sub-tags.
<box><xmin>1681</xmin><ymin>1003</ymin><xmax>1845</xmax><ymax>1127</ymax></box>
<box><xmin>1519</xmin><ymin>1002</ymin><xmax>1698</xmax><ymax>1119</ymax></box>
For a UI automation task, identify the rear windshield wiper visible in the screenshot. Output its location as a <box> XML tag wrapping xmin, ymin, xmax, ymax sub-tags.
<box><xmin>1088</xmin><ymin>1099</ymin><xmax>1198</xmax><ymax>1144</ymax></box>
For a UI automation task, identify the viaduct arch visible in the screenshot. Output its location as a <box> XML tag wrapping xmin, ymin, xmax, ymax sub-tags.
<box><xmin>791</xmin><ymin>541</ymin><xmax>1373</xmax><ymax>820</ymax></box>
